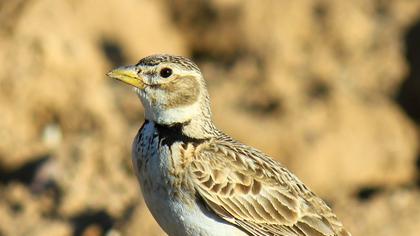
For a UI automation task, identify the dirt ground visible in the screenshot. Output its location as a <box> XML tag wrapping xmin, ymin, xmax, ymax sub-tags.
<box><xmin>0</xmin><ymin>0</ymin><xmax>419</xmax><ymax>235</ymax></box>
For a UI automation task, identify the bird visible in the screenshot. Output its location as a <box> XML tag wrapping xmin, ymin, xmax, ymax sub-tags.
<box><xmin>107</xmin><ymin>54</ymin><xmax>351</xmax><ymax>236</ymax></box>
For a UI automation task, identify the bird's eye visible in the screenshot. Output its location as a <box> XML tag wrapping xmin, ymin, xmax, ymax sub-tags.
<box><xmin>160</xmin><ymin>68</ymin><xmax>172</xmax><ymax>78</ymax></box>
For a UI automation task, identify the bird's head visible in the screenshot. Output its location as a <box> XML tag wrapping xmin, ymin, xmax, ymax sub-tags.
<box><xmin>107</xmin><ymin>54</ymin><xmax>214</xmax><ymax>137</ymax></box>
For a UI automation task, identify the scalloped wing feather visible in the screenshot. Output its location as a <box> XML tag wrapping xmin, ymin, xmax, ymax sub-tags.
<box><xmin>189</xmin><ymin>137</ymin><xmax>350</xmax><ymax>236</ymax></box>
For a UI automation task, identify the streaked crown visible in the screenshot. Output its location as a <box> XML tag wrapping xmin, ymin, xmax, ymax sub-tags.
<box><xmin>137</xmin><ymin>54</ymin><xmax>201</xmax><ymax>73</ymax></box>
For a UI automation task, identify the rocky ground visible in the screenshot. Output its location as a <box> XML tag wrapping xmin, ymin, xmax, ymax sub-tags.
<box><xmin>0</xmin><ymin>0</ymin><xmax>419</xmax><ymax>235</ymax></box>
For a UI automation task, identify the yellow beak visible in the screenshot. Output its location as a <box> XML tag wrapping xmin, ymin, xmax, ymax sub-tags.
<box><xmin>106</xmin><ymin>65</ymin><xmax>146</xmax><ymax>89</ymax></box>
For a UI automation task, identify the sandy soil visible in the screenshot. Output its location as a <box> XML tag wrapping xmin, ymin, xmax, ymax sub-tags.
<box><xmin>0</xmin><ymin>0</ymin><xmax>419</xmax><ymax>235</ymax></box>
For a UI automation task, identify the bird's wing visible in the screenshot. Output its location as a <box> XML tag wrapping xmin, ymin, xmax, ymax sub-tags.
<box><xmin>189</xmin><ymin>137</ymin><xmax>349</xmax><ymax>236</ymax></box>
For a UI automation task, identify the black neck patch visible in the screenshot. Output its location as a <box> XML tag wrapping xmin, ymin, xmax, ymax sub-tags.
<box><xmin>154</xmin><ymin>121</ymin><xmax>207</xmax><ymax>146</ymax></box>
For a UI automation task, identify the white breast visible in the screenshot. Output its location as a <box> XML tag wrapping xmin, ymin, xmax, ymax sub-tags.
<box><xmin>132</xmin><ymin>121</ymin><xmax>247</xmax><ymax>236</ymax></box>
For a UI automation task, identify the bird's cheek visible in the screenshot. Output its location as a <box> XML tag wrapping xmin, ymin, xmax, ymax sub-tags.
<box><xmin>160</xmin><ymin>78</ymin><xmax>200</xmax><ymax>109</ymax></box>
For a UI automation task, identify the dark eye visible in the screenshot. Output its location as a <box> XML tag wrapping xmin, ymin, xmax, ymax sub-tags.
<box><xmin>160</xmin><ymin>68</ymin><xmax>172</xmax><ymax>78</ymax></box>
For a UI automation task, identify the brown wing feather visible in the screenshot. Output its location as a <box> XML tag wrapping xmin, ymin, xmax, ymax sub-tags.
<box><xmin>189</xmin><ymin>136</ymin><xmax>351</xmax><ymax>236</ymax></box>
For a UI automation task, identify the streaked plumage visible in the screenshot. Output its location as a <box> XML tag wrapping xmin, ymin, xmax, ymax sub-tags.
<box><xmin>107</xmin><ymin>54</ymin><xmax>351</xmax><ymax>236</ymax></box>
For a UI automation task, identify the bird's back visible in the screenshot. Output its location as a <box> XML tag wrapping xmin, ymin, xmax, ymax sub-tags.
<box><xmin>187</xmin><ymin>131</ymin><xmax>351</xmax><ymax>236</ymax></box>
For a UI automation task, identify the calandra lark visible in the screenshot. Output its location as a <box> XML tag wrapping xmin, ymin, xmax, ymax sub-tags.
<box><xmin>107</xmin><ymin>54</ymin><xmax>351</xmax><ymax>236</ymax></box>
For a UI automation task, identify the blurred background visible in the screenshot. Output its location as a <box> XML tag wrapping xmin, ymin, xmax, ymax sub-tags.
<box><xmin>0</xmin><ymin>0</ymin><xmax>419</xmax><ymax>235</ymax></box>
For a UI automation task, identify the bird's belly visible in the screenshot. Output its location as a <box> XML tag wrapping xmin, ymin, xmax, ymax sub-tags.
<box><xmin>140</xmin><ymin>177</ymin><xmax>246</xmax><ymax>236</ymax></box>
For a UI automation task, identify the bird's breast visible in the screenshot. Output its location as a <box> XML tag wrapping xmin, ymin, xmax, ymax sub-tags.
<box><xmin>133</xmin><ymin>121</ymin><xmax>195</xmax><ymax>200</ymax></box>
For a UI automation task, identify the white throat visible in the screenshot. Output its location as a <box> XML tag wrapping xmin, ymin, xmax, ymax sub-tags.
<box><xmin>139</xmin><ymin>99</ymin><xmax>215</xmax><ymax>139</ymax></box>
<box><xmin>159</xmin><ymin>103</ymin><xmax>202</xmax><ymax>125</ymax></box>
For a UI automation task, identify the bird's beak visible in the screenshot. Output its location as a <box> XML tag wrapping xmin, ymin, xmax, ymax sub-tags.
<box><xmin>106</xmin><ymin>65</ymin><xmax>146</xmax><ymax>89</ymax></box>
